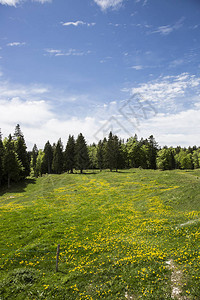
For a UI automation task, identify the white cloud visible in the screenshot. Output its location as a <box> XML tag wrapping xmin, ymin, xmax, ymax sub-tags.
<box><xmin>45</xmin><ymin>48</ymin><xmax>90</xmax><ymax>57</ymax></box>
<box><xmin>7</xmin><ymin>42</ymin><xmax>26</xmax><ymax>46</ymax></box>
<box><xmin>62</xmin><ymin>21</ymin><xmax>85</xmax><ymax>27</ymax></box>
<box><xmin>131</xmin><ymin>65</ymin><xmax>143</xmax><ymax>70</ymax></box>
<box><xmin>62</xmin><ymin>21</ymin><xmax>96</xmax><ymax>27</ymax></box>
<box><xmin>0</xmin><ymin>0</ymin><xmax>51</xmax><ymax>5</ymax></box>
<box><xmin>0</xmin><ymin>0</ymin><xmax>20</xmax><ymax>5</ymax></box>
<box><xmin>32</xmin><ymin>0</ymin><xmax>51</xmax><ymax>3</ymax></box>
<box><xmin>152</xmin><ymin>17</ymin><xmax>184</xmax><ymax>35</ymax></box>
<box><xmin>93</xmin><ymin>0</ymin><xmax>124</xmax><ymax>10</ymax></box>
<box><xmin>1</xmin><ymin>72</ymin><xmax>200</xmax><ymax>149</ymax></box>
<box><xmin>139</xmin><ymin>108</ymin><xmax>200</xmax><ymax>147</ymax></box>
<box><xmin>131</xmin><ymin>73</ymin><xmax>200</xmax><ymax>113</ymax></box>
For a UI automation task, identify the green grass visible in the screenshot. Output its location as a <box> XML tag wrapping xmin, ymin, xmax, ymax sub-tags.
<box><xmin>0</xmin><ymin>169</ymin><xmax>200</xmax><ymax>299</ymax></box>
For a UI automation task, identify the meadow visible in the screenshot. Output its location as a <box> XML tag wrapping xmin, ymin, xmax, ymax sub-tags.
<box><xmin>0</xmin><ymin>169</ymin><xmax>200</xmax><ymax>299</ymax></box>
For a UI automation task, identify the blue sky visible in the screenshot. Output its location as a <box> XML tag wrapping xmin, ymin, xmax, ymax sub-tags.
<box><xmin>0</xmin><ymin>0</ymin><xmax>200</xmax><ymax>149</ymax></box>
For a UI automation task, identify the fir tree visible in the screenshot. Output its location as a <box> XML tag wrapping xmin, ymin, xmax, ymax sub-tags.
<box><xmin>64</xmin><ymin>135</ymin><xmax>75</xmax><ymax>173</ymax></box>
<box><xmin>14</xmin><ymin>124</ymin><xmax>30</xmax><ymax>178</ymax></box>
<box><xmin>52</xmin><ymin>139</ymin><xmax>63</xmax><ymax>174</ymax></box>
<box><xmin>31</xmin><ymin>144</ymin><xmax>38</xmax><ymax>177</ymax></box>
<box><xmin>43</xmin><ymin>141</ymin><xmax>53</xmax><ymax>174</ymax></box>
<box><xmin>75</xmin><ymin>133</ymin><xmax>89</xmax><ymax>173</ymax></box>
<box><xmin>97</xmin><ymin>140</ymin><xmax>104</xmax><ymax>171</ymax></box>
<box><xmin>0</xmin><ymin>130</ymin><xmax>4</xmax><ymax>186</ymax></box>
<box><xmin>3</xmin><ymin>134</ymin><xmax>23</xmax><ymax>188</ymax></box>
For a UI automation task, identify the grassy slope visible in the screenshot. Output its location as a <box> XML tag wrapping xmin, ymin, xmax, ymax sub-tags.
<box><xmin>0</xmin><ymin>169</ymin><xmax>200</xmax><ymax>299</ymax></box>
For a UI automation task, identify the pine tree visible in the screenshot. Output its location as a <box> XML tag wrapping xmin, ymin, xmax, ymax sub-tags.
<box><xmin>64</xmin><ymin>135</ymin><xmax>75</xmax><ymax>173</ymax></box>
<box><xmin>14</xmin><ymin>124</ymin><xmax>30</xmax><ymax>178</ymax></box>
<box><xmin>43</xmin><ymin>141</ymin><xmax>53</xmax><ymax>174</ymax></box>
<box><xmin>3</xmin><ymin>134</ymin><xmax>23</xmax><ymax>188</ymax></box>
<box><xmin>52</xmin><ymin>139</ymin><xmax>63</xmax><ymax>174</ymax></box>
<box><xmin>75</xmin><ymin>133</ymin><xmax>89</xmax><ymax>173</ymax></box>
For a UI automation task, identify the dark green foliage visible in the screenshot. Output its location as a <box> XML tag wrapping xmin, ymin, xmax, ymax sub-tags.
<box><xmin>0</xmin><ymin>130</ymin><xmax>4</xmax><ymax>186</ymax></box>
<box><xmin>14</xmin><ymin>124</ymin><xmax>30</xmax><ymax>178</ymax></box>
<box><xmin>97</xmin><ymin>140</ymin><xmax>104</xmax><ymax>171</ymax></box>
<box><xmin>31</xmin><ymin>144</ymin><xmax>38</xmax><ymax>177</ymax></box>
<box><xmin>146</xmin><ymin>135</ymin><xmax>158</xmax><ymax>169</ymax></box>
<box><xmin>43</xmin><ymin>141</ymin><xmax>53</xmax><ymax>174</ymax></box>
<box><xmin>75</xmin><ymin>133</ymin><xmax>89</xmax><ymax>173</ymax></box>
<box><xmin>3</xmin><ymin>134</ymin><xmax>23</xmax><ymax>188</ymax></box>
<box><xmin>52</xmin><ymin>139</ymin><xmax>63</xmax><ymax>174</ymax></box>
<box><xmin>64</xmin><ymin>135</ymin><xmax>75</xmax><ymax>173</ymax></box>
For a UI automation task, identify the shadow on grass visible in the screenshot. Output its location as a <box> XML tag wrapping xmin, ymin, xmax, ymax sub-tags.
<box><xmin>0</xmin><ymin>178</ymin><xmax>36</xmax><ymax>196</ymax></box>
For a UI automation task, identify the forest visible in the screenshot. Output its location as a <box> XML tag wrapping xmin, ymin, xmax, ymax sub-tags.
<box><xmin>0</xmin><ymin>124</ymin><xmax>199</xmax><ymax>188</ymax></box>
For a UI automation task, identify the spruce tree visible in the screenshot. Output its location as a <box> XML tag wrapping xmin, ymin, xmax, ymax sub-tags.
<box><xmin>75</xmin><ymin>133</ymin><xmax>89</xmax><ymax>173</ymax></box>
<box><xmin>14</xmin><ymin>124</ymin><xmax>30</xmax><ymax>178</ymax></box>
<box><xmin>3</xmin><ymin>134</ymin><xmax>23</xmax><ymax>188</ymax></box>
<box><xmin>52</xmin><ymin>139</ymin><xmax>63</xmax><ymax>174</ymax></box>
<box><xmin>31</xmin><ymin>144</ymin><xmax>38</xmax><ymax>177</ymax></box>
<box><xmin>64</xmin><ymin>135</ymin><xmax>75</xmax><ymax>173</ymax></box>
<box><xmin>147</xmin><ymin>135</ymin><xmax>158</xmax><ymax>169</ymax></box>
<box><xmin>43</xmin><ymin>141</ymin><xmax>53</xmax><ymax>174</ymax></box>
<box><xmin>0</xmin><ymin>130</ymin><xmax>4</xmax><ymax>186</ymax></box>
<box><xmin>105</xmin><ymin>132</ymin><xmax>118</xmax><ymax>171</ymax></box>
<box><xmin>97</xmin><ymin>140</ymin><xmax>104</xmax><ymax>171</ymax></box>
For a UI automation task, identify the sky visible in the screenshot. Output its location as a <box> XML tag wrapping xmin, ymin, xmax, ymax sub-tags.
<box><xmin>0</xmin><ymin>0</ymin><xmax>200</xmax><ymax>149</ymax></box>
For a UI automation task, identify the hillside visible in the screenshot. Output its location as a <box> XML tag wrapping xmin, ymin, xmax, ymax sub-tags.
<box><xmin>0</xmin><ymin>169</ymin><xmax>200</xmax><ymax>299</ymax></box>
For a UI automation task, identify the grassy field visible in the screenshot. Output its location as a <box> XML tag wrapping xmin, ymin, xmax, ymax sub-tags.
<box><xmin>0</xmin><ymin>169</ymin><xmax>200</xmax><ymax>299</ymax></box>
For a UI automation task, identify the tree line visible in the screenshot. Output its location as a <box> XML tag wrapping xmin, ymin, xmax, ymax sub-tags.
<box><xmin>0</xmin><ymin>125</ymin><xmax>200</xmax><ymax>188</ymax></box>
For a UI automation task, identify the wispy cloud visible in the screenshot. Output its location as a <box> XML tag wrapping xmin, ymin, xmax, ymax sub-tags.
<box><xmin>0</xmin><ymin>0</ymin><xmax>51</xmax><ymax>5</ymax></box>
<box><xmin>62</xmin><ymin>21</ymin><xmax>96</xmax><ymax>27</ymax></box>
<box><xmin>131</xmin><ymin>65</ymin><xmax>143</xmax><ymax>70</ymax></box>
<box><xmin>152</xmin><ymin>17</ymin><xmax>184</xmax><ymax>35</ymax></box>
<box><xmin>0</xmin><ymin>0</ymin><xmax>20</xmax><ymax>6</ymax></box>
<box><xmin>7</xmin><ymin>42</ymin><xmax>26</xmax><ymax>46</ymax></box>
<box><xmin>93</xmin><ymin>0</ymin><xmax>124</xmax><ymax>11</ymax></box>
<box><xmin>33</xmin><ymin>0</ymin><xmax>51</xmax><ymax>3</ymax></box>
<box><xmin>45</xmin><ymin>48</ymin><xmax>91</xmax><ymax>57</ymax></box>
<box><xmin>131</xmin><ymin>73</ymin><xmax>200</xmax><ymax>113</ymax></box>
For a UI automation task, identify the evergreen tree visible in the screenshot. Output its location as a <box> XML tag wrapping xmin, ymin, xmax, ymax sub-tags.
<box><xmin>52</xmin><ymin>139</ymin><xmax>63</xmax><ymax>174</ymax></box>
<box><xmin>3</xmin><ymin>134</ymin><xmax>23</xmax><ymax>188</ymax></box>
<box><xmin>105</xmin><ymin>132</ymin><xmax>115</xmax><ymax>171</ymax></box>
<box><xmin>14</xmin><ymin>124</ymin><xmax>30</xmax><ymax>178</ymax></box>
<box><xmin>43</xmin><ymin>141</ymin><xmax>53</xmax><ymax>174</ymax></box>
<box><xmin>105</xmin><ymin>132</ymin><xmax>122</xmax><ymax>171</ymax></box>
<box><xmin>31</xmin><ymin>144</ymin><xmax>38</xmax><ymax>177</ymax></box>
<box><xmin>147</xmin><ymin>135</ymin><xmax>158</xmax><ymax>169</ymax></box>
<box><xmin>0</xmin><ymin>130</ymin><xmax>4</xmax><ymax>186</ymax></box>
<box><xmin>97</xmin><ymin>140</ymin><xmax>104</xmax><ymax>171</ymax></box>
<box><xmin>75</xmin><ymin>133</ymin><xmax>89</xmax><ymax>173</ymax></box>
<box><xmin>64</xmin><ymin>135</ymin><xmax>75</xmax><ymax>173</ymax></box>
